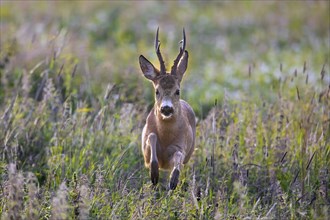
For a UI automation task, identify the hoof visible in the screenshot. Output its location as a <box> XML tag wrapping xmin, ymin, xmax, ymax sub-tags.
<box><xmin>150</xmin><ymin>160</ymin><xmax>159</xmax><ymax>185</ymax></box>
<box><xmin>169</xmin><ymin>168</ymin><xmax>180</xmax><ymax>190</ymax></box>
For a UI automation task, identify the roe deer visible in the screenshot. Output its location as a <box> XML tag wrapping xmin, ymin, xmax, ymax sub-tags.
<box><xmin>139</xmin><ymin>28</ymin><xmax>196</xmax><ymax>190</ymax></box>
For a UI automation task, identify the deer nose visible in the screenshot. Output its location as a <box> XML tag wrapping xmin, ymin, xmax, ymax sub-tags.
<box><xmin>161</xmin><ymin>106</ymin><xmax>174</xmax><ymax>116</ymax></box>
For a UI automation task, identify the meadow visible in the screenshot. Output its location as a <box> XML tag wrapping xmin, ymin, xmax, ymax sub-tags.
<box><xmin>0</xmin><ymin>1</ymin><xmax>329</xmax><ymax>219</ymax></box>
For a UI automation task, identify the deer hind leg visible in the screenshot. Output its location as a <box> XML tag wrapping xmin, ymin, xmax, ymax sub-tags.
<box><xmin>146</xmin><ymin>133</ymin><xmax>159</xmax><ymax>185</ymax></box>
<box><xmin>169</xmin><ymin>151</ymin><xmax>184</xmax><ymax>190</ymax></box>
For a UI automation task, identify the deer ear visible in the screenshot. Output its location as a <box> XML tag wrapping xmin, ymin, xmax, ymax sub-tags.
<box><xmin>176</xmin><ymin>51</ymin><xmax>188</xmax><ymax>82</ymax></box>
<box><xmin>139</xmin><ymin>55</ymin><xmax>159</xmax><ymax>81</ymax></box>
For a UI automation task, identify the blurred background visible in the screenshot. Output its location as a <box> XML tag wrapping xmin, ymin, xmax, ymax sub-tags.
<box><xmin>0</xmin><ymin>2</ymin><xmax>329</xmax><ymax>218</ymax></box>
<box><xmin>1</xmin><ymin>1</ymin><xmax>329</xmax><ymax>116</ymax></box>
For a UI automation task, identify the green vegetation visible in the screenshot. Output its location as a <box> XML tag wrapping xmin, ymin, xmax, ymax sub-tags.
<box><xmin>0</xmin><ymin>1</ymin><xmax>329</xmax><ymax>219</ymax></box>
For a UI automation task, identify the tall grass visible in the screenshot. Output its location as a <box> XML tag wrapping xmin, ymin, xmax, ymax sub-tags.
<box><xmin>1</xmin><ymin>1</ymin><xmax>329</xmax><ymax>219</ymax></box>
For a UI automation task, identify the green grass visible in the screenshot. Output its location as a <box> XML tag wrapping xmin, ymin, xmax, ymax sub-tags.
<box><xmin>0</xmin><ymin>1</ymin><xmax>329</xmax><ymax>219</ymax></box>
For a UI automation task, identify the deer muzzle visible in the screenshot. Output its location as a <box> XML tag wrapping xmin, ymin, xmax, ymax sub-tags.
<box><xmin>160</xmin><ymin>98</ymin><xmax>174</xmax><ymax>118</ymax></box>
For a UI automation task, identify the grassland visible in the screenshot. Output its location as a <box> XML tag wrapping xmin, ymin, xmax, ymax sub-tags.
<box><xmin>0</xmin><ymin>1</ymin><xmax>329</xmax><ymax>219</ymax></box>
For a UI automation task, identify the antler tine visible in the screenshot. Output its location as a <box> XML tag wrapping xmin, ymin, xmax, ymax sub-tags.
<box><xmin>155</xmin><ymin>27</ymin><xmax>160</xmax><ymax>51</ymax></box>
<box><xmin>171</xmin><ymin>28</ymin><xmax>186</xmax><ymax>75</ymax></box>
<box><xmin>181</xmin><ymin>28</ymin><xmax>186</xmax><ymax>52</ymax></box>
<box><xmin>155</xmin><ymin>27</ymin><xmax>166</xmax><ymax>74</ymax></box>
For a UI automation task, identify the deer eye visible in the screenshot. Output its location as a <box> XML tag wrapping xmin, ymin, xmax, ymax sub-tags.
<box><xmin>155</xmin><ymin>89</ymin><xmax>160</xmax><ymax>96</ymax></box>
<box><xmin>175</xmin><ymin>90</ymin><xmax>180</xmax><ymax>96</ymax></box>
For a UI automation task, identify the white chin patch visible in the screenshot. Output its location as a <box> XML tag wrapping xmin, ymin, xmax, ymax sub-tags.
<box><xmin>161</xmin><ymin>113</ymin><xmax>173</xmax><ymax>120</ymax></box>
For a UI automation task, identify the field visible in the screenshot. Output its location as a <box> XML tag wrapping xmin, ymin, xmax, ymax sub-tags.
<box><xmin>0</xmin><ymin>1</ymin><xmax>329</xmax><ymax>219</ymax></box>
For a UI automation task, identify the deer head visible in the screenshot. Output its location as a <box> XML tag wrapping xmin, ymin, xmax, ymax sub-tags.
<box><xmin>139</xmin><ymin>28</ymin><xmax>188</xmax><ymax>121</ymax></box>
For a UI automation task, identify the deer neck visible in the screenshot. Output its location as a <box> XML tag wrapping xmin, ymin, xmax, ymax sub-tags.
<box><xmin>154</xmin><ymin>105</ymin><xmax>184</xmax><ymax>146</ymax></box>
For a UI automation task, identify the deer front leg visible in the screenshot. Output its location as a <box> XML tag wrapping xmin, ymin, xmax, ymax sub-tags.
<box><xmin>146</xmin><ymin>133</ymin><xmax>159</xmax><ymax>185</ymax></box>
<box><xmin>169</xmin><ymin>151</ymin><xmax>184</xmax><ymax>190</ymax></box>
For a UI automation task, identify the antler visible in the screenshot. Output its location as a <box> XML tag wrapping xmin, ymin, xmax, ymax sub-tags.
<box><xmin>155</xmin><ymin>27</ymin><xmax>166</xmax><ymax>74</ymax></box>
<box><xmin>171</xmin><ymin>28</ymin><xmax>186</xmax><ymax>75</ymax></box>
